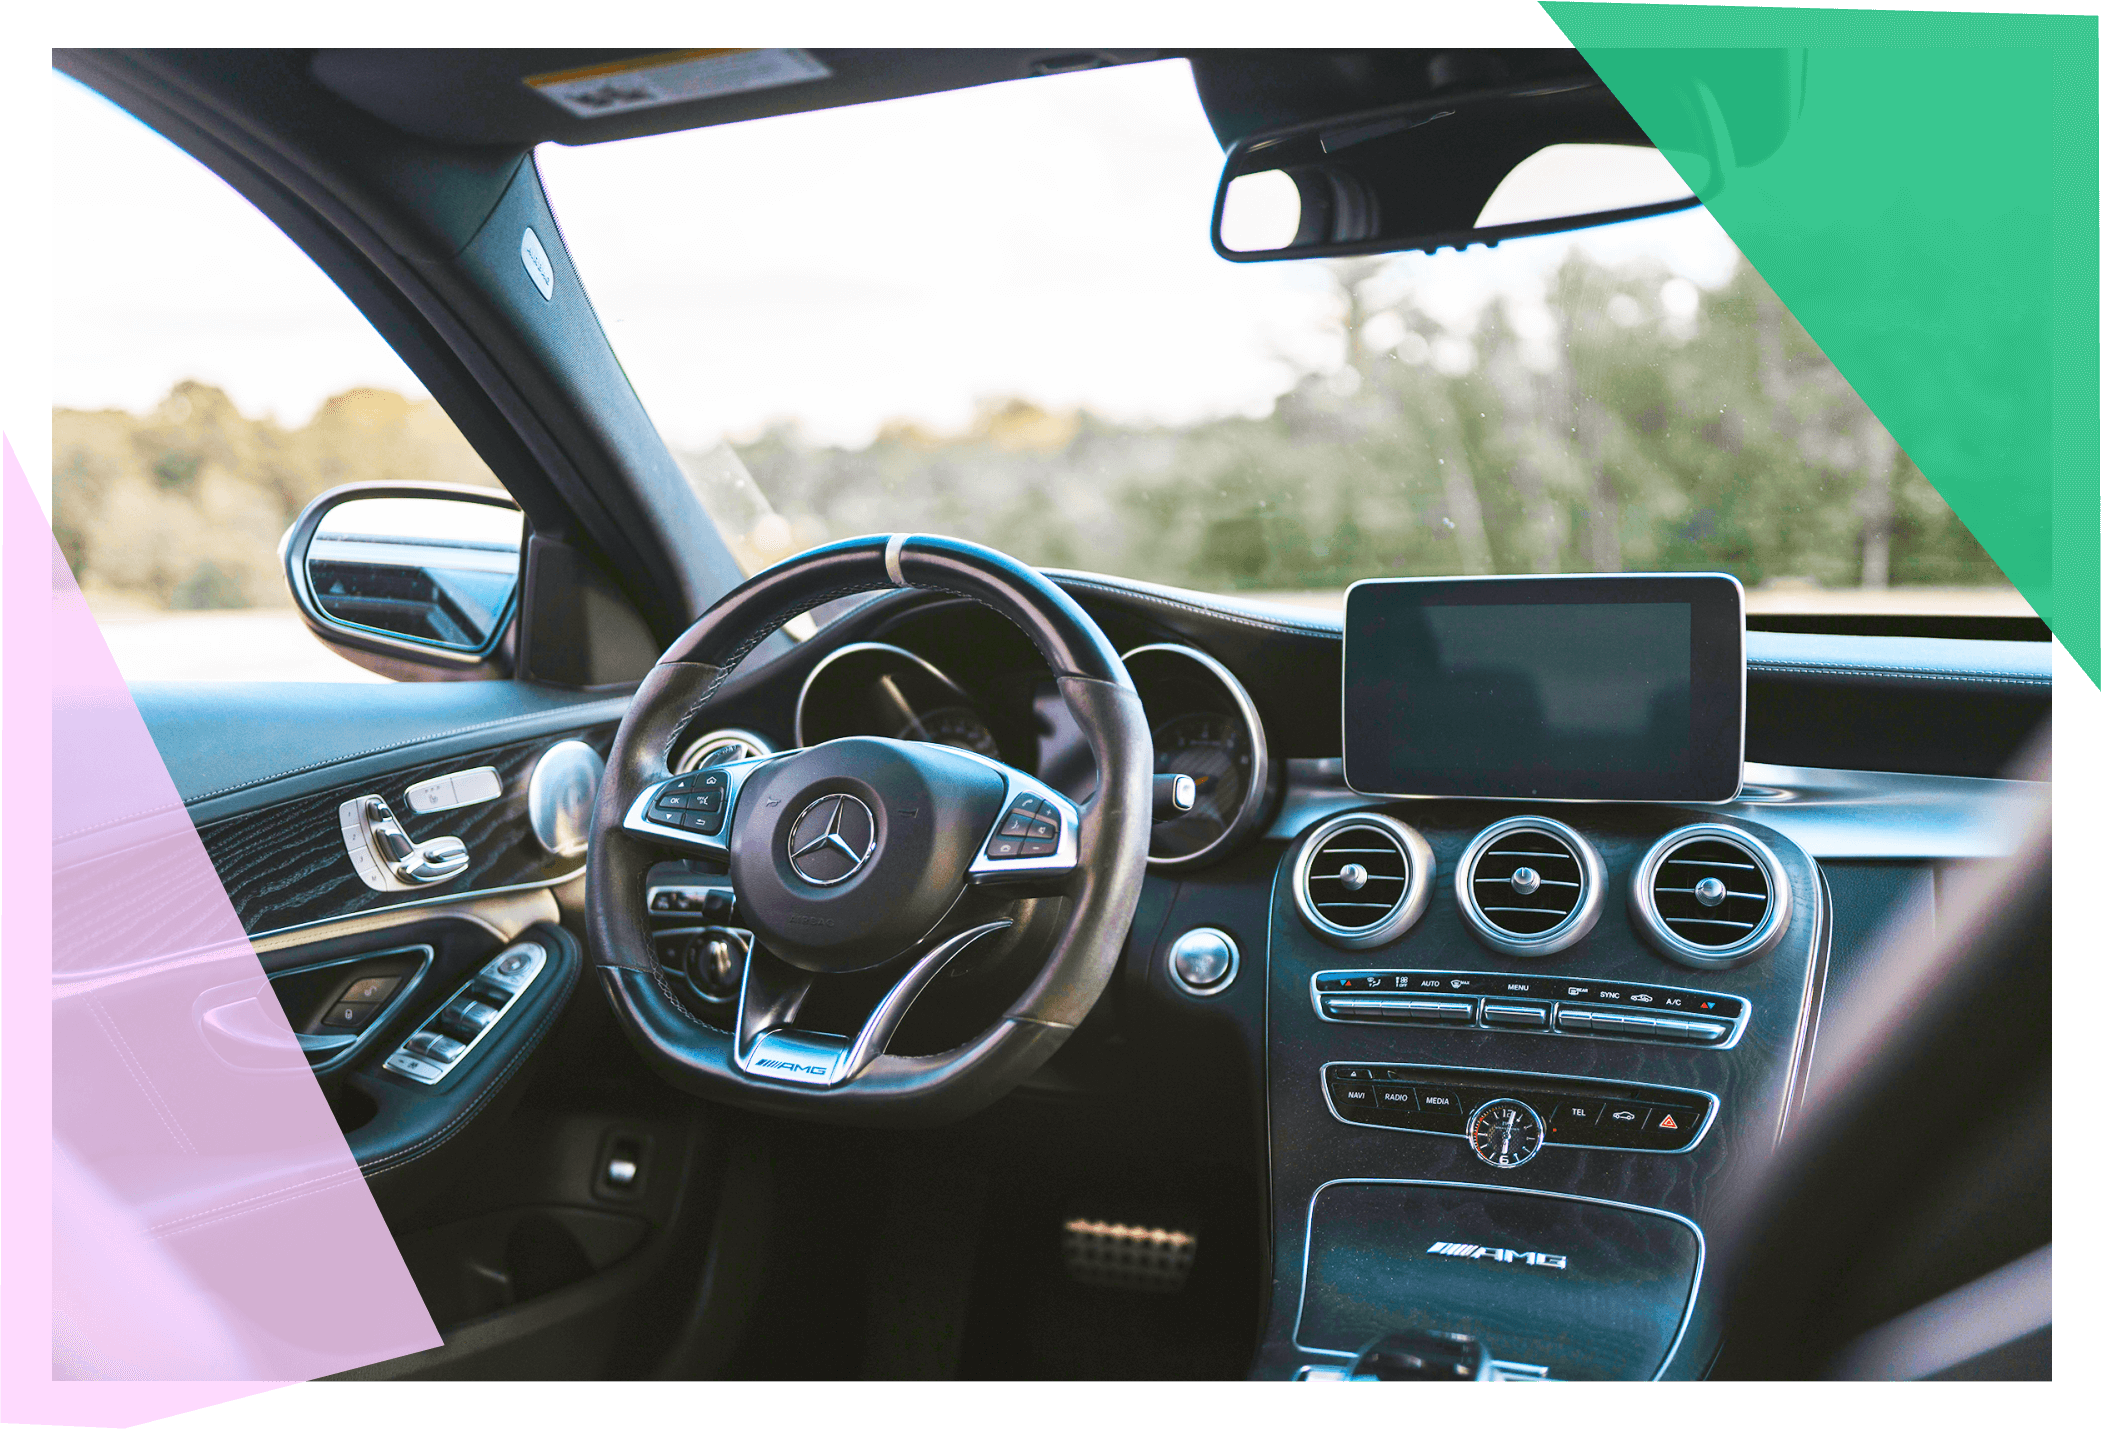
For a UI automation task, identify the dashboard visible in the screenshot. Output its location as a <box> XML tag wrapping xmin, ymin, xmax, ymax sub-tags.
<box><xmin>628</xmin><ymin>568</ymin><xmax>2047</xmax><ymax>1382</ymax></box>
<box><xmin>123</xmin><ymin>556</ymin><xmax>2050</xmax><ymax>1381</ymax></box>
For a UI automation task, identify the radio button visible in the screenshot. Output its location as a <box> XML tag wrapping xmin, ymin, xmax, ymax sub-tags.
<box><xmin>1370</xmin><ymin>1083</ymin><xmax>1418</xmax><ymax>1119</ymax></box>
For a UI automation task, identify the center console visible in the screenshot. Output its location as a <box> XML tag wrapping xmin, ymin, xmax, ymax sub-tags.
<box><xmin>1246</xmin><ymin>574</ymin><xmax>1825</xmax><ymax>1380</ymax></box>
<box><xmin>1253</xmin><ymin>802</ymin><xmax>1825</xmax><ymax>1380</ymax></box>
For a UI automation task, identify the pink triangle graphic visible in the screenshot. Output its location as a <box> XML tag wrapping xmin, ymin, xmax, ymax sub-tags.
<box><xmin>3</xmin><ymin>438</ymin><xmax>439</xmax><ymax>1425</ymax></box>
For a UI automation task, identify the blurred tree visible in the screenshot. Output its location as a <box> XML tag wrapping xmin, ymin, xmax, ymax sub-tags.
<box><xmin>54</xmin><ymin>247</ymin><xmax>2008</xmax><ymax>613</ymax></box>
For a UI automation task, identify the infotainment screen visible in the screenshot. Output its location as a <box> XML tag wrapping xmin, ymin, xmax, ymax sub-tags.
<box><xmin>1342</xmin><ymin>574</ymin><xmax>1744</xmax><ymax>802</ymax></box>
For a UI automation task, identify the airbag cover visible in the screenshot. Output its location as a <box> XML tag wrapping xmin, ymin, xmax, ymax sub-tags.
<box><xmin>729</xmin><ymin>738</ymin><xmax>1007</xmax><ymax>973</ymax></box>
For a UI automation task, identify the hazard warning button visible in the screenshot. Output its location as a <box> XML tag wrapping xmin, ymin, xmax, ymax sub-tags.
<box><xmin>1638</xmin><ymin>1103</ymin><xmax>1708</xmax><ymax>1150</ymax></box>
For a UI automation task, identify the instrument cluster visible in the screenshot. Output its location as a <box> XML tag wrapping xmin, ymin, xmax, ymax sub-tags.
<box><xmin>785</xmin><ymin>637</ymin><xmax>1276</xmax><ymax>870</ymax></box>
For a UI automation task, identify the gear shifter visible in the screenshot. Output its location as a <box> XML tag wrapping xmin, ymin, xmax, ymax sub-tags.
<box><xmin>1347</xmin><ymin>1329</ymin><xmax>1498</xmax><ymax>1381</ymax></box>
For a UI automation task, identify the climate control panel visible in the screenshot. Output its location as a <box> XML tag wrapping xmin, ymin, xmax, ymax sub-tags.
<box><xmin>1311</xmin><ymin>969</ymin><xmax>1748</xmax><ymax>1048</ymax></box>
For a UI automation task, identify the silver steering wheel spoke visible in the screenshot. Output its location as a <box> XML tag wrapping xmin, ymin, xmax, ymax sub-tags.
<box><xmin>731</xmin><ymin>917</ymin><xmax>1015</xmax><ymax>1087</ymax></box>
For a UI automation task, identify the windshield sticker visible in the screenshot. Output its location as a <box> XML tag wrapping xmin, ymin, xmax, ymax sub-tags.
<box><xmin>526</xmin><ymin>49</ymin><xmax>830</xmax><ymax>120</ymax></box>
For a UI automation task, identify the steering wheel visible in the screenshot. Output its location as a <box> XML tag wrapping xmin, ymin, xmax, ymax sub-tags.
<box><xmin>585</xmin><ymin>534</ymin><xmax>1154</xmax><ymax>1125</ymax></box>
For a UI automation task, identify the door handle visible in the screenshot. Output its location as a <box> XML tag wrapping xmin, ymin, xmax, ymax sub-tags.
<box><xmin>338</xmin><ymin>795</ymin><xmax>472</xmax><ymax>891</ymax></box>
<box><xmin>195</xmin><ymin>983</ymin><xmax>305</xmax><ymax>1072</ymax></box>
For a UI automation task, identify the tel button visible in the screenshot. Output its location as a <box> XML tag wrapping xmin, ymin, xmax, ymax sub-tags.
<box><xmin>1547</xmin><ymin>1099</ymin><xmax>1607</xmax><ymax>1142</ymax></box>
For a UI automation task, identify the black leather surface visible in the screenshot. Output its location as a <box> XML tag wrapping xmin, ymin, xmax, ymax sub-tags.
<box><xmin>1297</xmin><ymin>1181</ymin><xmax>1702</xmax><ymax>1379</ymax></box>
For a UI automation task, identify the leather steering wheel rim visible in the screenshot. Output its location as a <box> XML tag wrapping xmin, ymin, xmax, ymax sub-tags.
<box><xmin>584</xmin><ymin>533</ymin><xmax>1155</xmax><ymax>1126</ymax></box>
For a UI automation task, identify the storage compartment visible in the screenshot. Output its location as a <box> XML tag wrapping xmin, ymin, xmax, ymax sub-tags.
<box><xmin>395</xmin><ymin>1206</ymin><xmax>651</xmax><ymax>1331</ymax></box>
<box><xmin>1294</xmin><ymin>1181</ymin><xmax>1701</xmax><ymax>1380</ymax></box>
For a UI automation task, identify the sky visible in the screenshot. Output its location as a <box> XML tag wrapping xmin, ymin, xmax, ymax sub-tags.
<box><xmin>53</xmin><ymin>59</ymin><xmax>1745</xmax><ymax>449</ymax></box>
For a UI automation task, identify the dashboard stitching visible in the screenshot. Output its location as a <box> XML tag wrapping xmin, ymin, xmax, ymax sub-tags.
<box><xmin>150</xmin><ymin>1169</ymin><xmax>372</xmax><ymax>1242</ymax></box>
<box><xmin>1746</xmin><ymin>662</ymin><xmax>2049</xmax><ymax>686</ymax></box>
<box><xmin>1051</xmin><ymin>575</ymin><xmax>1345</xmax><ymax>639</ymax></box>
<box><xmin>643</xmin><ymin>963</ymin><xmax>718</xmax><ymax>1033</ymax></box>
<box><xmin>172</xmin><ymin>702</ymin><xmax>629</xmax><ymax>811</ymax></box>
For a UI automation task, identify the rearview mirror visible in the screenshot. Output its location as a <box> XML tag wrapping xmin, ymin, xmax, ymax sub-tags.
<box><xmin>282</xmin><ymin>483</ymin><xmax>524</xmax><ymax>679</ymax></box>
<box><xmin>1211</xmin><ymin>78</ymin><xmax>1701</xmax><ymax>262</ymax></box>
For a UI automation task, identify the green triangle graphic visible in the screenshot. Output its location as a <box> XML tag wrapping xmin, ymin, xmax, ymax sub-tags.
<box><xmin>1545</xmin><ymin>3</ymin><xmax>2098</xmax><ymax>684</ymax></box>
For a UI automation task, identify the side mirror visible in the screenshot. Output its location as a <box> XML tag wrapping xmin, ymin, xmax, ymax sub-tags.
<box><xmin>1211</xmin><ymin>77</ymin><xmax>1701</xmax><ymax>262</ymax></box>
<box><xmin>282</xmin><ymin>483</ymin><xmax>524</xmax><ymax>681</ymax></box>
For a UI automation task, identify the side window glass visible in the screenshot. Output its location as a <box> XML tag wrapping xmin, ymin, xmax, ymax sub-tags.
<box><xmin>50</xmin><ymin>74</ymin><xmax>504</xmax><ymax>682</ymax></box>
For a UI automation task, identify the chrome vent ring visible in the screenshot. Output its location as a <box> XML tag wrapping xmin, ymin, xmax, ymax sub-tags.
<box><xmin>1631</xmin><ymin>824</ymin><xmax>1790</xmax><ymax>969</ymax></box>
<box><xmin>1291</xmin><ymin>812</ymin><xmax>1436</xmax><ymax>949</ymax></box>
<box><xmin>1454</xmin><ymin>816</ymin><xmax>1606</xmax><ymax>957</ymax></box>
<box><xmin>674</xmin><ymin>727</ymin><xmax>775</xmax><ymax>774</ymax></box>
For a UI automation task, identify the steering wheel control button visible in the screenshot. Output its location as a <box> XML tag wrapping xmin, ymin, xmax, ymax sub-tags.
<box><xmin>1167</xmin><ymin>927</ymin><xmax>1240</xmax><ymax>995</ymax></box>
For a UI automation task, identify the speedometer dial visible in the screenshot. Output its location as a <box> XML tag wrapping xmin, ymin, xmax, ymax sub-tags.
<box><xmin>902</xmin><ymin>704</ymin><xmax>1002</xmax><ymax>760</ymax></box>
<box><xmin>1153</xmin><ymin>712</ymin><xmax>1248</xmax><ymax>858</ymax></box>
<box><xmin>1124</xmin><ymin>644</ymin><xmax>1272</xmax><ymax>869</ymax></box>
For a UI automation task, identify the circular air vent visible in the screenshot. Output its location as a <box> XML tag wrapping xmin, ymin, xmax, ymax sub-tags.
<box><xmin>1454</xmin><ymin>816</ymin><xmax>1606</xmax><ymax>957</ymax></box>
<box><xmin>1291</xmin><ymin>813</ymin><xmax>1436</xmax><ymax>949</ymax></box>
<box><xmin>674</xmin><ymin>728</ymin><xmax>774</xmax><ymax>774</ymax></box>
<box><xmin>1631</xmin><ymin>825</ymin><xmax>1791</xmax><ymax>969</ymax></box>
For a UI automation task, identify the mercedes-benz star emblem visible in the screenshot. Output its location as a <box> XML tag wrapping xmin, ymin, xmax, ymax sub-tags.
<box><xmin>787</xmin><ymin>794</ymin><xmax>878</xmax><ymax>886</ymax></box>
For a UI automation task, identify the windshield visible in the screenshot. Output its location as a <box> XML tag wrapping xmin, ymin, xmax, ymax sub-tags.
<box><xmin>537</xmin><ymin>58</ymin><xmax>2020</xmax><ymax>618</ymax></box>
